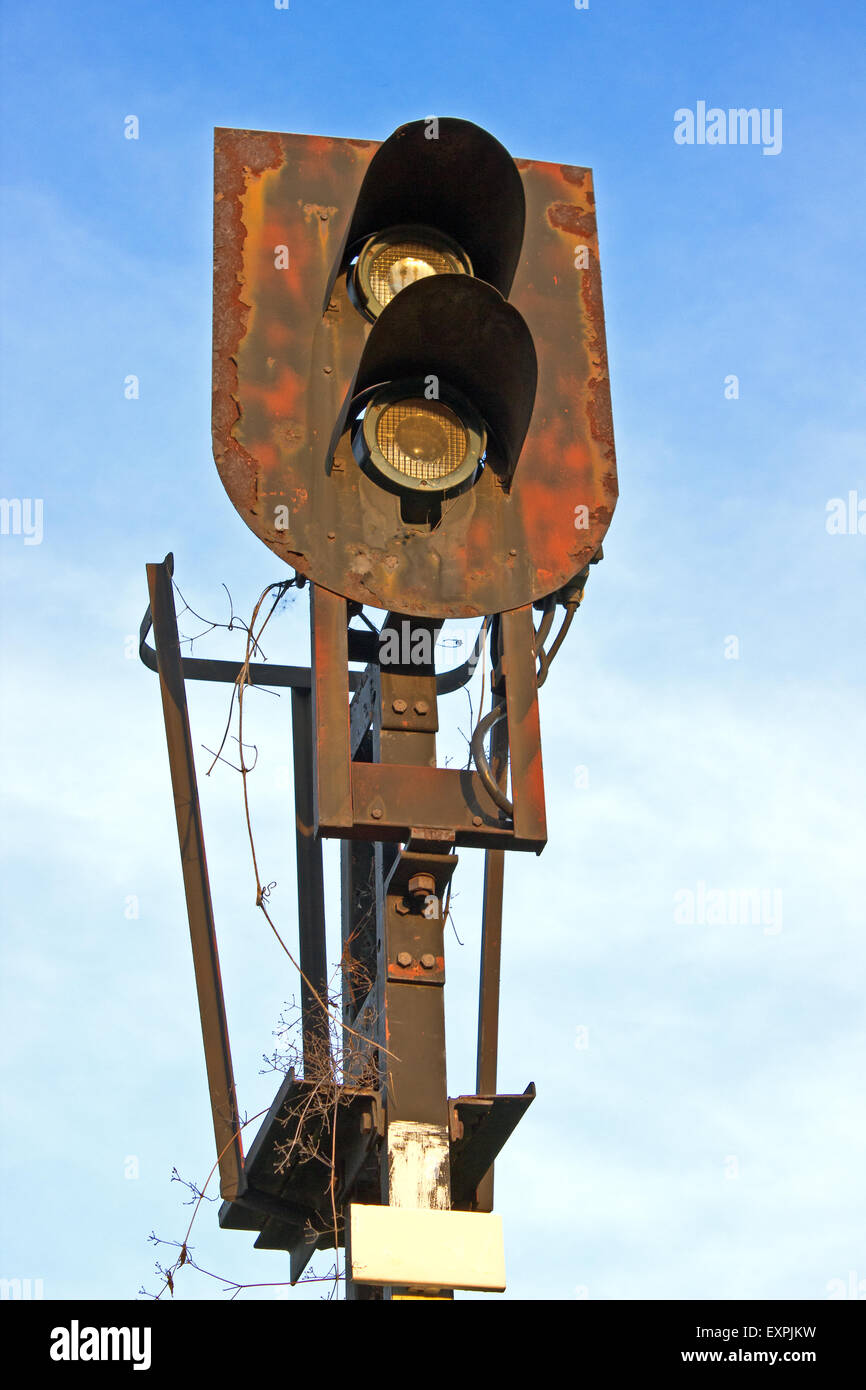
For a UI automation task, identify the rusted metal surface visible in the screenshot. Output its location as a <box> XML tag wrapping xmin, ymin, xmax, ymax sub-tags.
<box><xmin>310</xmin><ymin>584</ymin><xmax>352</xmax><ymax>831</ymax></box>
<box><xmin>379</xmin><ymin>668</ymin><xmax>439</xmax><ymax>735</ymax></box>
<box><xmin>212</xmin><ymin>124</ymin><xmax>617</xmax><ymax>618</ymax></box>
<box><xmin>308</xmin><ymin>586</ymin><xmax>546</xmax><ymax>850</ymax></box>
<box><xmin>345</xmin><ymin>762</ymin><xmax>542</xmax><ymax>851</ymax></box>
<box><xmin>476</xmin><ymin>851</ymin><xmax>505</xmax><ymax>1093</ymax></box>
<box><xmin>475</xmin><ymin>701</ymin><xmax>509</xmax><ymax>1212</ymax></box>
<box><xmin>146</xmin><ymin>557</ymin><xmax>244</xmax><ymax>1201</ymax></box>
<box><xmin>378</xmin><ymin>623</ymin><xmax>438</xmax><ymax>772</ymax></box>
<box><xmin>476</xmin><ymin>683</ymin><xmax>509</xmax><ymax>1109</ymax></box>
<box><xmin>501</xmin><ymin>605</ymin><xmax>547</xmax><ymax>846</ymax></box>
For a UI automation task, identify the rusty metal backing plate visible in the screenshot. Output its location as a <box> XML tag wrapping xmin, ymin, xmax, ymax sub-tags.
<box><xmin>213</xmin><ymin>127</ymin><xmax>617</xmax><ymax>618</ymax></box>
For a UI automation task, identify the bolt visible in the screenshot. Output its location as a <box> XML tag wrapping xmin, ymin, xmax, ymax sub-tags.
<box><xmin>396</xmin><ymin>951</ymin><xmax>413</xmax><ymax>969</ymax></box>
<box><xmin>407</xmin><ymin>872</ymin><xmax>436</xmax><ymax>899</ymax></box>
<box><xmin>392</xmin><ymin>698</ymin><xmax>408</xmax><ymax>714</ymax></box>
<box><xmin>413</xmin><ymin>699</ymin><xmax>429</xmax><ymax>715</ymax></box>
<box><xmin>371</xmin><ymin>807</ymin><xmax>383</xmax><ymax>820</ymax></box>
<box><xmin>472</xmin><ymin>815</ymin><xmax>483</xmax><ymax>827</ymax></box>
<box><xmin>394</xmin><ymin>900</ymin><xmax>410</xmax><ymax>916</ymax></box>
<box><xmin>327</xmin><ymin>531</ymin><xmax>336</xmax><ymax>540</ymax></box>
<box><xmin>323</xmin><ymin>365</ymin><xmax>333</xmax><ymax>374</ymax></box>
<box><xmin>420</xmin><ymin>953</ymin><xmax>436</xmax><ymax>970</ymax></box>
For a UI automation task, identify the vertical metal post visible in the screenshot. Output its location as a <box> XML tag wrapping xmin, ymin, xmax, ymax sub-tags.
<box><xmin>477</xmin><ymin>853</ymin><xmax>505</xmax><ymax>1101</ymax></box>
<box><xmin>342</xmin><ymin>833</ymin><xmax>388</xmax><ymax>1302</ymax></box>
<box><xmin>310</xmin><ymin>584</ymin><xmax>352</xmax><ymax>833</ymax></box>
<box><xmin>340</xmin><ymin>660</ymin><xmax>384</xmax><ymax>1300</ymax></box>
<box><xmin>475</xmin><ymin>695</ymin><xmax>509</xmax><ymax>1212</ymax></box>
<box><xmin>501</xmin><ymin>605</ymin><xmax>547</xmax><ymax>845</ymax></box>
<box><xmin>291</xmin><ymin>687</ymin><xmax>330</xmax><ymax>1072</ymax></box>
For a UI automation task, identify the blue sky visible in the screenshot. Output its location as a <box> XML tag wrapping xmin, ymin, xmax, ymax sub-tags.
<box><xmin>1</xmin><ymin>0</ymin><xmax>865</xmax><ymax>1301</ymax></box>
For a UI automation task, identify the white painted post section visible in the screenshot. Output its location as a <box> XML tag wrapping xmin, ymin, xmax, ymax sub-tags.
<box><xmin>349</xmin><ymin>1122</ymin><xmax>506</xmax><ymax>1294</ymax></box>
<box><xmin>386</xmin><ymin>1120</ymin><xmax>450</xmax><ymax>1297</ymax></box>
<box><xmin>387</xmin><ymin>1121</ymin><xmax>451</xmax><ymax>1211</ymax></box>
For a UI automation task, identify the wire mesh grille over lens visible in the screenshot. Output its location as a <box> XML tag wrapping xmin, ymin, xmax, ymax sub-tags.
<box><xmin>355</xmin><ymin>228</ymin><xmax>472</xmax><ymax>317</ymax></box>
<box><xmin>375</xmin><ymin>399</ymin><xmax>469</xmax><ymax>483</ymax></box>
<box><xmin>368</xmin><ymin>240</ymin><xmax>461</xmax><ymax>312</ymax></box>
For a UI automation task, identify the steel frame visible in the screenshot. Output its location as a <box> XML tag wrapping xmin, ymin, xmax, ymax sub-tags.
<box><xmin>311</xmin><ymin>587</ymin><xmax>547</xmax><ymax>852</ymax></box>
<box><xmin>142</xmin><ymin>553</ymin><xmax>540</xmax><ymax>1294</ymax></box>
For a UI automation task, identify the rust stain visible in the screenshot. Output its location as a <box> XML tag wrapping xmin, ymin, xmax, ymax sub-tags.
<box><xmin>213</xmin><ymin>128</ymin><xmax>285</xmax><ymax>517</ymax></box>
<box><xmin>302</xmin><ymin>202</ymin><xmax>338</xmax><ymax>222</ymax></box>
<box><xmin>579</xmin><ymin>243</ymin><xmax>617</xmax><ymax>466</ymax></box>
<box><xmin>559</xmin><ymin>163</ymin><xmax>591</xmax><ymax>186</ymax></box>
<box><xmin>546</xmin><ymin>200</ymin><xmax>597</xmax><ymax>239</ymax></box>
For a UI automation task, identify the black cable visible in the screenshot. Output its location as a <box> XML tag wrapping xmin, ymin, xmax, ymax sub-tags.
<box><xmin>469</xmin><ymin>705</ymin><xmax>513</xmax><ymax>817</ymax></box>
<box><xmin>536</xmin><ymin>602</ymin><xmax>578</xmax><ymax>687</ymax></box>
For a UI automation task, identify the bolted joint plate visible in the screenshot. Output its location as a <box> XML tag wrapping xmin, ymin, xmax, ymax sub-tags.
<box><xmin>379</xmin><ymin>668</ymin><xmax>439</xmax><ymax>733</ymax></box>
<box><xmin>385</xmin><ymin>850</ymin><xmax>456</xmax><ymax>985</ymax></box>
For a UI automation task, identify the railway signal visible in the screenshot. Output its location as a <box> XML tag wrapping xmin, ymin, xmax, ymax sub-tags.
<box><xmin>143</xmin><ymin>115</ymin><xmax>617</xmax><ymax>1298</ymax></box>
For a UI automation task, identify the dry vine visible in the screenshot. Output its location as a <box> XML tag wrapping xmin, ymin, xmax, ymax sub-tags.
<box><xmin>143</xmin><ymin>579</ymin><xmax>385</xmax><ymax>1300</ymax></box>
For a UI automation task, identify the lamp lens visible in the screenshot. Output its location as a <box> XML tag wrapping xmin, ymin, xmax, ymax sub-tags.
<box><xmin>376</xmin><ymin>399</ymin><xmax>469</xmax><ymax>484</ymax></box>
<box><xmin>388</xmin><ymin>254</ymin><xmax>438</xmax><ymax>296</ymax></box>
<box><xmin>355</xmin><ymin>228</ymin><xmax>472</xmax><ymax>318</ymax></box>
